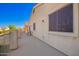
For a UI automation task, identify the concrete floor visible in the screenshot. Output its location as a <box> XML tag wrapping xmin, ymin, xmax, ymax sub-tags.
<box><xmin>9</xmin><ymin>32</ymin><xmax>66</xmax><ymax>56</ymax></box>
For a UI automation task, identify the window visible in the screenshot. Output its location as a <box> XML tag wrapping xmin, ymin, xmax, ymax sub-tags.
<box><xmin>33</xmin><ymin>23</ymin><xmax>36</xmax><ymax>31</ymax></box>
<box><xmin>49</xmin><ymin>4</ymin><xmax>73</xmax><ymax>32</ymax></box>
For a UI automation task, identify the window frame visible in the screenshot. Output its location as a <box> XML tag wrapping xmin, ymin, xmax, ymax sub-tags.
<box><xmin>49</xmin><ymin>4</ymin><xmax>73</xmax><ymax>32</ymax></box>
<box><xmin>48</xmin><ymin>4</ymin><xmax>79</xmax><ymax>37</ymax></box>
<box><xmin>33</xmin><ymin>23</ymin><xmax>36</xmax><ymax>31</ymax></box>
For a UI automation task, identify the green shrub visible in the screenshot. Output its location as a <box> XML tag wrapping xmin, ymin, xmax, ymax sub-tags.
<box><xmin>8</xmin><ymin>25</ymin><xmax>17</xmax><ymax>30</ymax></box>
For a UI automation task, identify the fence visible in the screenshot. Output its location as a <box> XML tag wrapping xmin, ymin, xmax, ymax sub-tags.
<box><xmin>0</xmin><ymin>30</ymin><xmax>21</xmax><ymax>56</ymax></box>
<box><xmin>0</xmin><ymin>33</ymin><xmax>10</xmax><ymax>56</ymax></box>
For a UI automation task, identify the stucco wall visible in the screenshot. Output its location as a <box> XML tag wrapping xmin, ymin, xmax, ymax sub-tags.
<box><xmin>30</xmin><ymin>3</ymin><xmax>79</xmax><ymax>56</ymax></box>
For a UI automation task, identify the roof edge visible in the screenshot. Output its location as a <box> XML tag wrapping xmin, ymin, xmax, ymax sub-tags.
<box><xmin>33</xmin><ymin>3</ymin><xmax>43</xmax><ymax>9</ymax></box>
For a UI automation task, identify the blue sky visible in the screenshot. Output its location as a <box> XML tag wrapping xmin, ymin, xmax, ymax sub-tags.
<box><xmin>0</xmin><ymin>3</ymin><xmax>36</xmax><ymax>28</ymax></box>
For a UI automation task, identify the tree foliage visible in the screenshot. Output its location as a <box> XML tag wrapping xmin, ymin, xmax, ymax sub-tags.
<box><xmin>8</xmin><ymin>25</ymin><xmax>17</xmax><ymax>30</ymax></box>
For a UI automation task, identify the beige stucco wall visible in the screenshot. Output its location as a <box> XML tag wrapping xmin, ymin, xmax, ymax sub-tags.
<box><xmin>30</xmin><ymin>3</ymin><xmax>79</xmax><ymax>56</ymax></box>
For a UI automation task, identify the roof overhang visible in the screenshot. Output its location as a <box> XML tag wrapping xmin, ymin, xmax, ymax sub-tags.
<box><xmin>33</xmin><ymin>3</ymin><xmax>43</xmax><ymax>9</ymax></box>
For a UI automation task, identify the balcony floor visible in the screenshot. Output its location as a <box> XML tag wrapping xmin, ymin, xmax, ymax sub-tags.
<box><xmin>9</xmin><ymin>32</ymin><xmax>66</xmax><ymax>56</ymax></box>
